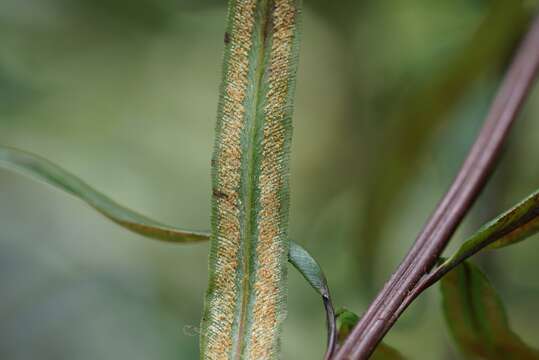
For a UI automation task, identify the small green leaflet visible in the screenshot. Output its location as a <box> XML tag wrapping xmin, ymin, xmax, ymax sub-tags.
<box><xmin>336</xmin><ymin>308</ymin><xmax>405</xmax><ymax>360</ymax></box>
<box><xmin>439</xmin><ymin>189</ymin><xmax>539</xmax><ymax>274</ymax></box>
<box><xmin>289</xmin><ymin>241</ymin><xmax>331</xmax><ymax>302</ymax></box>
<box><xmin>407</xmin><ymin>188</ymin><xmax>539</xmax><ymax>300</ymax></box>
<box><xmin>335</xmin><ymin>308</ymin><xmax>359</xmax><ymax>345</ymax></box>
<box><xmin>440</xmin><ymin>261</ymin><xmax>539</xmax><ymax>359</ymax></box>
<box><xmin>289</xmin><ymin>241</ymin><xmax>337</xmax><ymax>359</ymax></box>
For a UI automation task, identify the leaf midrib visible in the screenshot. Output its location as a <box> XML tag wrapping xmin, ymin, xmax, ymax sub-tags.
<box><xmin>234</xmin><ymin>1</ymin><xmax>272</xmax><ymax>359</ymax></box>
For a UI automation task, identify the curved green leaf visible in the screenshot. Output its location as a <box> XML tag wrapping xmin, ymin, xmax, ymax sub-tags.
<box><xmin>0</xmin><ymin>146</ymin><xmax>209</xmax><ymax>243</ymax></box>
<box><xmin>441</xmin><ymin>261</ymin><xmax>539</xmax><ymax>359</ymax></box>
<box><xmin>289</xmin><ymin>241</ymin><xmax>331</xmax><ymax>301</ymax></box>
<box><xmin>0</xmin><ymin>148</ymin><xmax>331</xmax><ymax>292</ymax></box>
<box><xmin>0</xmin><ymin>146</ymin><xmax>337</xmax><ymax>352</ymax></box>
<box><xmin>440</xmin><ymin>189</ymin><xmax>539</xmax><ymax>272</ymax></box>
<box><xmin>336</xmin><ymin>308</ymin><xmax>405</xmax><ymax>360</ymax></box>
<box><xmin>289</xmin><ymin>241</ymin><xmax>337</xmax><ymax>359</ymax></box>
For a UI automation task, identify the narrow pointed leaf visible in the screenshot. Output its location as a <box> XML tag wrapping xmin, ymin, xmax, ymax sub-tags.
<box><xmin>0</xmin><ymin>147</ymin><xmax>335</xmax><ymax>310</ymax></box>
<box><xmin>0</xmin><ymin>146</ymin><xmax>208</xmax><ymax>243</ymax></box>
<box><xmin>440</xmin><ymin>261</ymin><xmax>539</xmax><ymax>359</ymax></box>
<box><xmin>440</xmin><ymin>189</ymin><xmax>539</xmax><ymax>273</ymax></box>
<box><xmin>0</xmin><ymin>146</ymin><xmax>338</xmax><ymax>358</ymax></box>
<box><xmin>336</xmin><ymin>309</ymin><xmax>405</xmax><ymax>360</ymax></box>
<box><xmin>289</xmin><ymin>241</ymin><xmax>337</xmax><ymax>359</ymax></box>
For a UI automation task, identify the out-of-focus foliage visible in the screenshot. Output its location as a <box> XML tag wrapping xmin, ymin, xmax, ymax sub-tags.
<box><xmin>441</xmin><ymin>262</ymin><xmax>539</xmax><ymax>359</ymax></box>
<box><xmin>2</xmin><ymin>0</ymin><xmax>539</xmax><ymax>359</ymax></box>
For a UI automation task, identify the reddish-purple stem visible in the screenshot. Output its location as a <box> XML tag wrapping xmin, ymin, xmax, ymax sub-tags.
<box><xmin>334</xmin><ymin>14</ymin><xmax>539</xmax><ymax>360</ymax></box>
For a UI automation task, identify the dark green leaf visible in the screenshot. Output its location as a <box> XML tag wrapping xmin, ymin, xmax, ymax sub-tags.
<box><xmin>440</xmin><ymin>189</ymin><xmax>539</xmax><ymax>272</ymax></box>
<box><xmin>441</xmin><ymin>261</ymin><xmax>539</xmax><ymax>359</ymax></box>
<box><xmin>336</xmin><ymin>308</ymin><xmax>405</xmax><ymax>360</ymax></box>
<box><xmin>0</xmin><ymin>146</ymin><xmax>209</xmax><ymax>243</ymax></box>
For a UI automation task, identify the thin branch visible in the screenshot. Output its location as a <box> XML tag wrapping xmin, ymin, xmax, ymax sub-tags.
<box><xmin>334</xmin><ymin>14</ymin><xmax>539</xmax><ymax>360</ymax></box>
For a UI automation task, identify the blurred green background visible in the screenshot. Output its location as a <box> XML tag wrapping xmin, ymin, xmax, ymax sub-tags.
<box><xmin>1</xmin><ymin>0</ymin><xmax>539</xmax><ymax>359</ymax></box>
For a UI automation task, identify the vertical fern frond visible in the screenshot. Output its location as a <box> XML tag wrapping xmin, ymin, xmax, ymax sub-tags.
<box><xmin>201</xmin><ymin>0</ymin><xmax>301</xmax><ymax>359</ymax></box>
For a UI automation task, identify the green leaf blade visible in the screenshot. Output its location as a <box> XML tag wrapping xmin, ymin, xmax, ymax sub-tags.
<box><xmin>441</xmin><ymin>261</ymin><xmax>539</xmax><ymax>359</ymax></box>
<box><xmin>0</xmin><ymin>146</ymin><xmax>209</xmax><ymax>243</ymax></box>
<box><xmin>441</xmin><ymin>189</ymin><xmax>539</xmax><ymax>272</ymax></box>
<box><xmin>288</xmin><ymin>241</ymin><xmax>329</xmax><ymax>299</ymax></box>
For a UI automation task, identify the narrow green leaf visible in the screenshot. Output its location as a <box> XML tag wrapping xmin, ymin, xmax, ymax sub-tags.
<box><xmin>440</xmin><ymin>189</ymin><xmax>539</xmax><ymax>272</ymax></box>
<box><xmin>0</xmin><ymin>147</ymin><xmax>333</xmax><ymax>307</ymax></box>
<box><xmin>202</xmin><ymin>1</ymin><xmax>302</xmax><ymax>359</ymax></box>
<box><xmin>440</xmin><ymin>261</ymin><xmax>539</xmax><ymax>359</ymax></box>
<box><xmin>1</xmin><ymin>145</ymin><xmax>340</xmax><ymax>358</ymax></box>
<box><xmin>336</xmin><ymin>309</ymin><xmax>405</xmax><ymax>360</ymax></box>
<box><xmin>0</xmin><ymin>146</ymin><xmax>208</xmax><ymax>243</ymax></box>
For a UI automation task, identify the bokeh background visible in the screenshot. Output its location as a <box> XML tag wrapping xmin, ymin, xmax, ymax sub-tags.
<box><xmin>1</xmin><ymin>0</ymin><xmax>539</xmax><ymax>359</ymax></box>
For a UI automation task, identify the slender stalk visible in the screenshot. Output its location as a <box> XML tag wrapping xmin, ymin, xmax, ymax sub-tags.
<box><xmin>334</xmin><ymin>14</ymin><xmax>539</xmax><ymax>360</ymax></box>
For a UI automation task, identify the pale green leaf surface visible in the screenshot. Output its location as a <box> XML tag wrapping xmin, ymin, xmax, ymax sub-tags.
<box><xmin>289</xmin><ymin>241</ymin><xmax>337</xmax><ymax>359</ymax></box>
<box><xmin>289</xmin><ymin>241</ymin><xmax>330</xmax><ymax>300</ymax></box>
<box><xmin>440</xmin><ymin>261</ymin><xmax>539</xmax><ymax>359</ymax></box>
